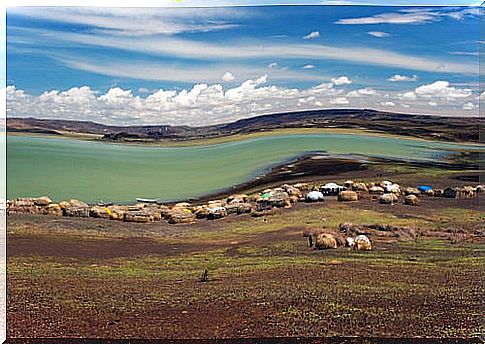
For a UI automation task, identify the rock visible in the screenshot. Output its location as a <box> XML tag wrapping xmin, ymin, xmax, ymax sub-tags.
<box><xmin>379</xmin><ymin>193</ymin><xmax>399</xmax><ymax>204</ymax></box>
<box><xmin>338</xmin><ymin>191</ymin><xmax>358</xmax><ymax>202</ymax></box>
<box><xmin>404</xmin><ymin>194</ymin><xmax>420</xmax><ymax>206</ymax></box>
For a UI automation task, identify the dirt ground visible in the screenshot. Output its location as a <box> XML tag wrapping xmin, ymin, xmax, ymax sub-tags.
<box><xmin>6</xmin><ymin>164</ymin><xmax>485</xmax><ymax>340</ymax></box>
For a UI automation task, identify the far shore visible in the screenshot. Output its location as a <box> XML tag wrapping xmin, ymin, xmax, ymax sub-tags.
<box><xmin>7</xmin><ymin>127</ymin><xmax>484</xmax><ymax>148</ymax></box>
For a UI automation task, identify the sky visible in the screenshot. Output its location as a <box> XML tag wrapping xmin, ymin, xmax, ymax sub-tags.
<box><xmin>5</xmin><ymin>5</ymin><xmax>482</xmax><ymax>126</ymax></box>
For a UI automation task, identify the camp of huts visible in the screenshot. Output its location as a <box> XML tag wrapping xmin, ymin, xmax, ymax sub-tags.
<box><xmin>6</xmin><ymin>181</ymin><xmax>483</xmax><ymax>225</ymax></box>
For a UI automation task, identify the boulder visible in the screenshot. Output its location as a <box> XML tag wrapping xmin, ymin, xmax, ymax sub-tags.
<box><xmin>379</xmin><ymin>193</ymin><xmax>399</xmax><ymax>204</ymax></box>
<box><xmin>338</xmin><ymin>191</ymin><xmax>358</xmax><ymax>202</ymax></box>
<box><xmin>404</xmin><ymin>194</ymin><xmax>420</xmax><ymax>206</ymax></box>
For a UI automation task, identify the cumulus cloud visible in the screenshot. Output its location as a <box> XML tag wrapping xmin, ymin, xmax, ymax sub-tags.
<box><xmin>331</xmin><ymin>76</ymin><xmax>352</xmax><ymax>85</ymax></box>
<box><xmin>6</xmin><ymin>77</ymin><xmax>479</xmax><ymax>126</ymax></box>
<box><xmin>222</xmin><ymin>72</ymin><xmax>235</xmax><ymax>82</ymax></box>
<box><xmin>329</xmin><ymin>97</ymin><xmax>349</xmax><ymax>105</ymax></box>
<box><xmin>388</xmin><ymin>74</ymin><xmax>418</xmax><ymax>82</ymax></box>
<box><xmin>367</xmin><ymin>31</ymin><xmax>390</xmax><ymax>38</ymax></box>
<box><xmin>303</xmin><ymin>31</ymin><xmax>321</xmax><ymax>39</ymax></box>
<box><xmin>414</xmin><ymin>80</ymin><xmax>472</xmax><ymax>100</ymax></box>
<box><xmin>462</xmin><ymin>102</ymin><xmax>475</xmax><ymax>110</ymax></box>
<box><xmin>303</xmin><ymin>64</ymin><xmax>315</xmax><ymax>69</ymax></box>
<box><xmin>347</xmin><ymin>88</ymin><xmax>376</xmax><ymax>97</ymax></box>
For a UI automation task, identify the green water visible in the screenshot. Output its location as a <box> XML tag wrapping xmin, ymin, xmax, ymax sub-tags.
<box><xmin>6</xmin><ymin>134</ymin><xmax>479</xmax><ymax>203</ymax></box>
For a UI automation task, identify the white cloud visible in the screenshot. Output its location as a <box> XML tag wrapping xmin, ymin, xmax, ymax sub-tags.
<box><xmin>347</xmin><ymin>87</ymin><xmax>376</xmax><ymax>97</ymax></box>
<box><xmin>303</xmin><ymin>64</ymin><xmax>315</xmax><ymax>69</ymax></box>
<box><xmin>367</xmin><ymin>31</ymin><xmax>390</xmax><ymax>38</ymax></box>
<box><xmin>6</xmin><ymin>77</ymin><xmax>479</xmax><ymax>127</ymax></box>
<box><xmin>399</xmin><ymin>91</ymin><xmax>417</xmax><ymax>100</ymax></box>
<box><xmin>331</xmin><ymin>76</ymin><xmax>352</xmax><ymax>85</ymax></box>
<box><xmin>15</xmin><ymin>27</ymin><xmax>477</xmax><ymax>75</ymax></box>
<box><xmin>329</xmin><ymin>97</ymin><xmax>349</xmax><ymax>105</ymax></box>
<box><xmin>336</xmin><ymin>7</ymin><xmax>482</xmax><ymax>25</ymax></box>
<box><xmin>8</xmin><ymin>7</ymin><xmax>245</xmax><ymax>36</ymax></box>
<box><xmin>414</xmin><ymin>80</ymin><xmax>472</xmax><ymax>100</ymax></box>
<box><xmin>303</xmin><ymin>31</ymin><xmax>321</xmax><ymax>39</ymax></box>
<box><xmin>222</xmin><ymin>72</ymin><xmax>235</xmax><ymax>82</ymax></box>
<box><xmin>388</xmin><ymin>74</ymin><xmax>418</xmax><ymax>82</ymax></box>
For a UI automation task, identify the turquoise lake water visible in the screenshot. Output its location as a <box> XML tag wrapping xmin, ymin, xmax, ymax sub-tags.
<box><xmin>6</xmin><ymin>134</ymin><xmax>480</xmax><ymax>203</ymax></box>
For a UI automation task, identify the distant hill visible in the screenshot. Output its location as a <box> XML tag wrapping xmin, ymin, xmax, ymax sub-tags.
<box><xmin>7</xmin><ymin>108</ymin><xmax>483</xmax><ymax>143</ymax></box>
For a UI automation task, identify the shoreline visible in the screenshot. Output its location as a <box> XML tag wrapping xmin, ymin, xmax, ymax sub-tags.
<box><xmin>7</xmin><ymin>127</ymin><xmax>485</xmax><ymax>148</ymax></box>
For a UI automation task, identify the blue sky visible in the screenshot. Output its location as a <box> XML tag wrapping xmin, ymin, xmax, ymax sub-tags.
<box><xmin>5</xmin><ymin>5</ymin><xmax>481</xmax><ymax>125</ymax></box>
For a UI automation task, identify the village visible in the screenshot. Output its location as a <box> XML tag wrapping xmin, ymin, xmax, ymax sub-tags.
<box><xmin>7</xmin><ymin>180</ymin><xmax>483</xmax><ymax>252</ymax></box>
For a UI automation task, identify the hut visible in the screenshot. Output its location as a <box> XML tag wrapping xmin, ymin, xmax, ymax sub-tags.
<box><xmin>319</xmin><ymin>183</ymin><xmax>345</xmax><ymax>196</ymax></box>
<box><xmin>338</xmin><ymin>191</ymin><xmax>358</xmax><ymax>202</ymax></box>
<box><xmin>305</xmin><ymin>191</ymin><xmax>325</xmax><ymax>202</ymax></box>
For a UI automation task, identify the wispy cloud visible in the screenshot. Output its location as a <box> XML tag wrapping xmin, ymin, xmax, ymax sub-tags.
<box><xmin>367</xmin><ymin>31</ymin><xmax>389</xmax><ymax>38</ymax></box>
<box><xmin>11</xmin><ymin>27</ymin><xmax>476</xmax><ymax>75</ymax></box>
<box><xmin>8</xmin><ymin>7</ymin><xmax>248</xmax><ymax>35</ymax></box>
<box><xmin>336</xmin><ymin>7</ymin><xmax>482</xmax><ymax>25</ymax></box>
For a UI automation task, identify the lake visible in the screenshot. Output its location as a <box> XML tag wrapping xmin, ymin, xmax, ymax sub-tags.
<box><xmin>6</xmin><ymin>134</ymin><xmax>479</xmax><ymax>203</ymax></box>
